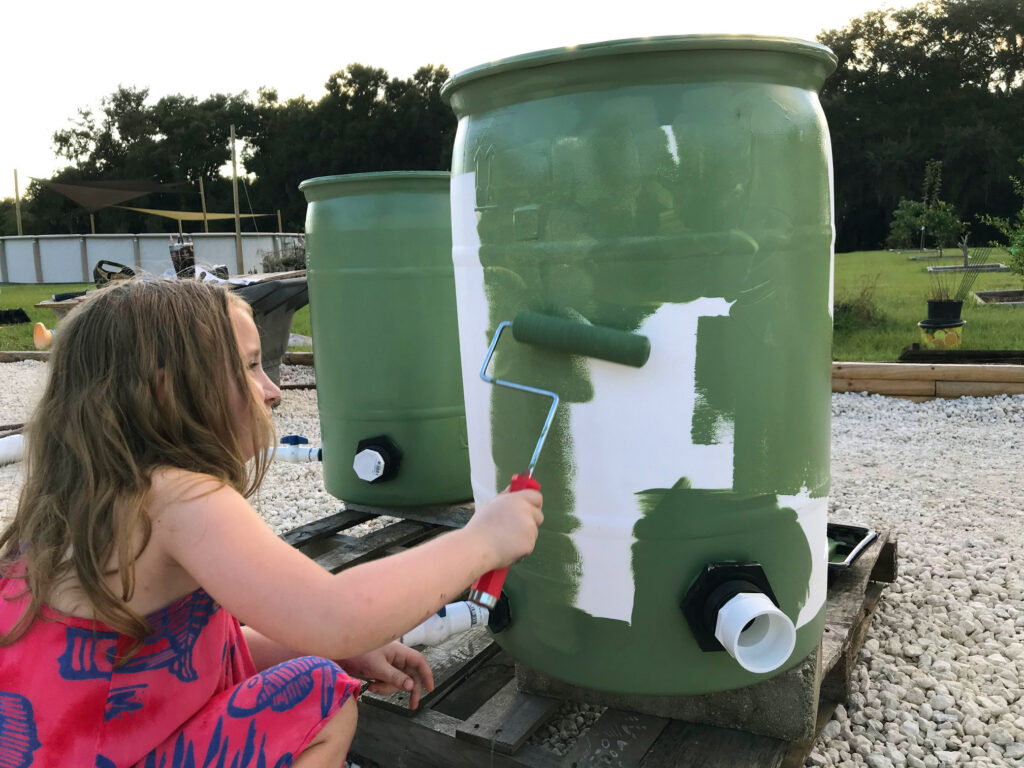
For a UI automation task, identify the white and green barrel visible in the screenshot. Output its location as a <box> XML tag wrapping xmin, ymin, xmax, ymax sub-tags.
<box><xmin>443</xmin><ymin>36</ymin><xmax>837</xmax><ymax>694</ymax></box>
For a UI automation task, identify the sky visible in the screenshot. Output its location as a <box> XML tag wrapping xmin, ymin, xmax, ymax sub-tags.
<box><xmin>1</xmin><ymin>0</ymin><xmax>924</xmax><ymax>201</ymax></box>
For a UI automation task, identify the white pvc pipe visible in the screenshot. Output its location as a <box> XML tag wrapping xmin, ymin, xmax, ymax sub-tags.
<box><xmin>268</xmin><ymin>444</ymin><xmax>322</xmax><ymax>463</ymax></box>
<box><xmin>0</xmin><ymin>434</ymin><xmax>25</xmax><ymax>466</ymax></box>
<box><xmin>400</xmin><ymin>601</ymin><xmax>490</xmax><ymax>647</ymax></box>
<box><xmin>714</xmin><ymin>592</ymin><xmax>796</xmax><ymax>674</ymax></box>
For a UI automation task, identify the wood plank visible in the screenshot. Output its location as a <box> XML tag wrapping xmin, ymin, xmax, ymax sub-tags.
<box><xmin>832</xmin><ymin>377</ymin><xmax>935</xmax><ymax>396</ymax></box>
<box><xmin>821</xmin><ymin>582</ymin><xmax>886</xmax><ymax>703</ymax></box>
<box><xmin>638</xmin><ymin>720</ymin><xmax>786</xmax><ymax>768</ymax></box>
<box><xmin>283</xmin><ymin>351</ymin><xmax>314</xmax><ymax>366</ymax></box>
<box><xmin>352</xmin><ymin>704</ymin><xmax>559</xmax><ymax>768</ymax></box>
<box><xmin>344</xmin><ymin>499</ymin><xmax>475</xmax><ymax>528</ymax></box>
<box><xmin>313</xmin><ymin>519</ymin><xmax>441</xmax><ymax>572</ymax></box>
<box><xmin>456</xmin><ymin>679</ymin><xmax>561</xmax><ymax>755</ymax></box>
<box><xmin>279</xmin><ymin>508</ymin><xmax>374</xmax><ymax>548</ymax></box>
<box><xmin>560</xmin><ymin>709</ymin><xmax>669</xmax><ymax>768</ymax></box>
<box><xmin>361</xmin><ymin>624</ymin><xmax>499</xmax><ymax>715</ymax></box>
<box><xmin>936</xmin><ymin>380</ymin><xmax>1024</xmax><ymax>397</ymax></box>
<box><xmin>831</xmin><ymin>362</ymin><xmax>1024</xmax><ymax>383</ymax></box>
<box><xmin>434</xmin><ymin>650</ymin><xmax>516</xmax><ymax>720</ymax></box>
<box><xmin>519</xmin><ymin>647</ymin><xmax>821</xmax><ymax>744</ymax></box>
<box><xmin>780</xmin><ymin>697</ymin><xmax>840</xmax><ymax>768</ymax></box>
<box><xmin>0</xmin><ymin>351</ymin><xmax>49</xmax><ymax>363</ymax></box>
<box><xmin>869</xmin><ymin>538</ymin><xmax>898</xmax><ymax>583</ymax></box>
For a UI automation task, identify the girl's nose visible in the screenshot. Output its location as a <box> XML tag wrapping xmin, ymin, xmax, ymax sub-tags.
<box><xmin>261</xmin><ymin>369</ymin><xmax>282</xmax><ymax>408</ymax></box>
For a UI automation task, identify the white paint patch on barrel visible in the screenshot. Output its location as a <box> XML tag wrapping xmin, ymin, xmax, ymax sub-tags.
<box><xmin>569</xmin><ymin>298</ymin><xmax>735</xmax><ymax>623</ymax></box>
<box><xmin>450</xmin><ymin>172</ymin><xmax>498</xmax><ymax>505</ymax></box>
<box><xmin>777</xmin><ymin>488</ymin><xmax>828</xmax><ymax>628</ymax></box>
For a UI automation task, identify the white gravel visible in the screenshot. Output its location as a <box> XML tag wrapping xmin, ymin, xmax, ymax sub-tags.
<box><xmin>1</xmin><ymin>363</ymin><xmax>1022</xmax><ymax>766</ymax></box>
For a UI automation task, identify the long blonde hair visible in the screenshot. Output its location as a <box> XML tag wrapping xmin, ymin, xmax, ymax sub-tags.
<box><xmin>0</xmin><ymin>279</ymin><xmax>275</xmax><ymax>645</ymax></box>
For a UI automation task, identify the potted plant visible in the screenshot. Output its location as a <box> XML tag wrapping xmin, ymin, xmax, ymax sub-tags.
<box><xmin>919</xmin><ymin>239</ymin><xmax>991</xmax><ymax>349</ymax></box>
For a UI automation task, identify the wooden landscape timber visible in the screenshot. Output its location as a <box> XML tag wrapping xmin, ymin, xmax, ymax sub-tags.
<box><xmin>831</xmin><ymin>362</ymin><xmax>1024</xmax><ymax>400</ymax></box>
<box><xmin>280</xmin><ymin>505</ymin><xmax>898</xmax><ymax>768</ymax></box>
<box><xmin>5</xmin><ymin>352</ymin><xmax>1024</xmax><ymax>400</ymax></box>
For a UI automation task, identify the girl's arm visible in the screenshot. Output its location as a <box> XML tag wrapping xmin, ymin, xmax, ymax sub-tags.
<box><xmin>153</xmin><ymin>473</ymin><xmax>541</xmax><ymax>660</ymax></box>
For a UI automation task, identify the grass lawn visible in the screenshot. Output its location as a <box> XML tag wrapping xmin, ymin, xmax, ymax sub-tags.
<box><xmin>833</xmin><ymin>249</ymin><xmax>1022</xmax><ymax>361</ymax></box>
<box><xmin>0</xmin><ymin>284</ymin><xmax>316</xmax><ymax>352</ymax></box>
<box><xmin>3</xmin><ymin>253</ymin><xmax>1022</xmax><ymax>360</ymax></box>
<box><xmin>0</xmin><ymin>283</ymin><xmax>93</xmax><ymax>351</ymax></box>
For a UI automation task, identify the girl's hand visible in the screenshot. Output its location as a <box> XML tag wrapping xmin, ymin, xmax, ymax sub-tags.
<box><xmin>340</xmin><ymin>641</ymin><xmax>435</xmax><ymax>709</ymax></box>
<box><xmin>465</xmin><ymin>488</ymin><xmax>544</xmax><ymax>570</ymax></box>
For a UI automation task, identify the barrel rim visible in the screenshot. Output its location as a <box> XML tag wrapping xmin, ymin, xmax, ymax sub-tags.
<box><xmin>298</xmin><ymin>171</ymin><xmax>450</xmax><ymax>194</ymax></box>
<box><xmin>441</xmin><ymin>34</ymin><xmax>837</xmax><ymax>102</ymax></box>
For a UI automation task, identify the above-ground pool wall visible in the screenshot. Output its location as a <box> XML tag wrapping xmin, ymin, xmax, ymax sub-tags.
<box><xmin>0</xmin><ymin>233</ymin><xmax>301</xmax><ymax>283</ymax></box>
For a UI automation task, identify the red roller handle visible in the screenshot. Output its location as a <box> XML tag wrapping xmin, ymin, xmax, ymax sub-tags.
<box><xmin>468</xmin><ymin>473</ymin><xmax>541</xmax><ymax>609</ymax></box>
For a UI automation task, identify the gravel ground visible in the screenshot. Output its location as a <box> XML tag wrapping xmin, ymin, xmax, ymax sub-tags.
<box><xmin>1</xmin><ymin>362</ymin><xmax>1022</xmax><ymax>766</ymax></box>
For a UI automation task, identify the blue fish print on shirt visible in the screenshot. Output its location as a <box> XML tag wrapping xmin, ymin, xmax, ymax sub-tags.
<box><xmin>105</xmin><ymin>684</ymin><xmax>148</xmax><ymax>721</ymax></box>
<box><xmin>58</xmin><ymin>591</ymin><xmax>219</xmax><ymax>683</ymax></box>
<box><xmin>227</xmin><ymin>657</ymin><xmax>339</xmax><ymax>719</ymax></box>
<box><xmin>57</xmin><ymin>628</ymin><xmax>120</xmax><ymax>681</ymax></box>
<box><xmin>0</xmin><ymin>692</ymin><xmax>41</xmax><ymax>768</ymax></box>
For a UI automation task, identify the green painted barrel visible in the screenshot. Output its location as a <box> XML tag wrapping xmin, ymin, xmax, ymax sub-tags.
<box><xmin>443</xmin><ymin>36</ymin><xmax>837</xmax><ymax>694</ymax></box>
<box><xmin>300</xmin><ymin>172</ymin><xmax>471</xmax><ymax>505</ymax></box>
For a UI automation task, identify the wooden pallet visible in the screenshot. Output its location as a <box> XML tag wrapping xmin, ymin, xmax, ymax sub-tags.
<box><xmin>282</xmin><ymin>506</ymin><xmax>897</xmax><ymax>768</ymax></box>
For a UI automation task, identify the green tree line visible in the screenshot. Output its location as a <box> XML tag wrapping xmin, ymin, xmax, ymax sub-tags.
<box><xmin>2</xmin><ymin>0</ymin><xmax>1022</xmax><ymax>252</ymax></box>
<box><xmin>0</xmin><ymin>64</ymin><xmax>454</xmax><ymax>236</ymax></box>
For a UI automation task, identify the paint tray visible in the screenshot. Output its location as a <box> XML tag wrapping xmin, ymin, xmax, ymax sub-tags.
<box><xmin>827</xmin><ymin>523</ymin><xmax>877</xmax><ymax>575</ymax></box>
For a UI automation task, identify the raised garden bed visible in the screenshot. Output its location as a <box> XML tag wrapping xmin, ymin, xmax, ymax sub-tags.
<box><xmin>974</xmin><ymin>289</ymin><xmax>1024</xmax><ymax>307</ymax></box>
<box><xmin>926</xmin><ymin>264</ymin><xmax>1010</xmax><ymax>273</ymax></box>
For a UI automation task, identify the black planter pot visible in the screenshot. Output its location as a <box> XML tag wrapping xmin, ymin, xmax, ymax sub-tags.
<box><xmin>926</xmin><ymin>299</ymin><xmax>963</xmax><ymax>322</ymax></box>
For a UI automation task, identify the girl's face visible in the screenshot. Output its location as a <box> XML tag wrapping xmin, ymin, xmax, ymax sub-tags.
<box><xmin>229</xmin><ymin>306</ymin><xmax>281</xmax><ymax>457</ymax></box>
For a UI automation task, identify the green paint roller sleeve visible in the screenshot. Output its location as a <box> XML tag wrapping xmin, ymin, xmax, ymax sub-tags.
<box><xmin>511</xmin><ymin>312</ymin><xmax>651</xmax><ymax>368</ymax></box>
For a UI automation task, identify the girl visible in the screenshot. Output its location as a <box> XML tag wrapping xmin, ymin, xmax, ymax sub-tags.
<box><xmin>0</xmin><ymin>279</ymin><xmax>542</xmax><ymax>768</ymax></box>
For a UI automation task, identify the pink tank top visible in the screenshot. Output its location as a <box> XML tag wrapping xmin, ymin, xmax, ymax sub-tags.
<box><xmin>0</xmin><ymin>568</ymin><xmax>257</xmax><ymax>767</ymax></box>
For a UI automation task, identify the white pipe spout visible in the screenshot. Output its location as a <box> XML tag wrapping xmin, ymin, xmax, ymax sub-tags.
<box><xmin>0</xmin><ymin>434</ymin><xmax>25</xmax><ymax>466</ymax></box>
<box><xmin>400</xmin><ymin>601</ymin><xmax>490</xmax><ymax>647</ymax></box>
<box><xmin>714</xmin><ymin>591</ymin><xmax>796</xmax><ymax>674</ymax></box>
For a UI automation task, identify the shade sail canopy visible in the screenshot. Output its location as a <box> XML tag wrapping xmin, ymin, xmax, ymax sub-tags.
<box><xmin>117</xmin><ymin>206</ymin><xmax>272</xmax><ymax>222</ymax></box>
<box><xmin>36</xmin><ymin>178</ymin><xmax>189</xmax><ymax>213</ymax></box>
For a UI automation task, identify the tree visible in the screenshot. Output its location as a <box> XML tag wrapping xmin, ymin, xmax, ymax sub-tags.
<box><xmin>885</xmin><ymin>159</ymin><xmax>964</xmax><ymax>254</ymax></box>
<box><xmin>18</xmin><ymin>64</ymin><xmax>455</xmax><ymax>235</ymax></box>
<box><xmin>886</xmin><ymin>199</ymin><xmax>927</xmax><ymax>249</ymax></box>
<box><xmin>819</xmin><ymin>0</ymin><xmax>1024</xmax><ymax>251</ymax></box>
<box><xmin>980</xmin><ymin>157</ymin><xmax>1024</xmax><ymax>281</ymax></box>
<box><xmin>923</xmin><ymin>201</ymin><xmax>965</xmax><ymax>257</ymax></box>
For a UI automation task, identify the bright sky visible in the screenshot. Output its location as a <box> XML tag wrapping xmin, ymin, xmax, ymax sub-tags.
<box><xmin>2</xmin><ymin>0</ymin><xmax>922</xmax><ymax>201</ymax></box>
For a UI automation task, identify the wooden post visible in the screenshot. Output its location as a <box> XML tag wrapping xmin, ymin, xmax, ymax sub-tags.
<box><xmin>277</xmin><ymin>209</ymin><xmax>283</xmax><ymax>233</ymax></box>
<box><xmin>199</xmin><ymin>176</ymin><xmax>209</xmax><ymax>233</ymax></box>
<box><xmin>90</xmin><ymin>213</ymin><xmax>96</xmax><ymax>235</ymax></box>
<box><xmin>79</xmin><ymin>236</ymin><xmax>89</xmax><ymax>281</ymax></box>
<box><xmin>231</xmin><ymin>124</ymin><xmax>243</xmax><ymax>274</ymax></box>
<box><xmin>13</xmin><ymin>169</ymin><xmax>23</xmax><ymax>236</ymax></box>
<box><xmin>32</xmin><ymin>237</ymin><xmax>43</xmax><ymax>282</ymax></box>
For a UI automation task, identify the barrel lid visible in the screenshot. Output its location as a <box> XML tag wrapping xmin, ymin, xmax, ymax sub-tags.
<box><xmin>299</xmin><ymin>171</ymin><xmax>450</xmax><ymax>198</ymax></box>
<box><xmin>442</xmin><ymin>34</ymin><xmax>837</xmax><ymax>105</ymax></box>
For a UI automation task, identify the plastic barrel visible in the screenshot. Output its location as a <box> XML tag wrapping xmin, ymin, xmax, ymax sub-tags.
<box><xmin>444</xmin><ymin>36</ymin><xmax>837</xmax><ymax>694</ymax></box>
<box><xmin>300</xmin><ymin>172</ymin><xmax>471</xmax><ymax>506</ymax></box>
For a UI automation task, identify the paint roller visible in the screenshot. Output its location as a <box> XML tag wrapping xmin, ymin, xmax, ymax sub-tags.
<box><xmin>467</xmin><ymin>311</ymin><xmax>650</xmax><ymax>611</ymax></box>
